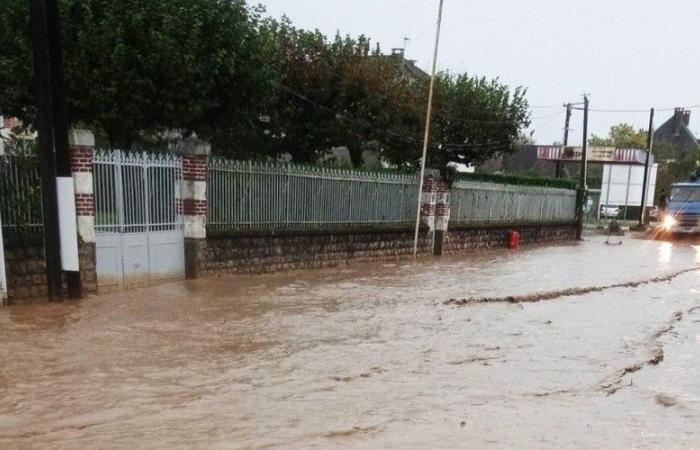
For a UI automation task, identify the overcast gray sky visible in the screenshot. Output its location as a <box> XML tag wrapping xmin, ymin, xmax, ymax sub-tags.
<box><xmin>257</xmin><ymin>0</ymin><xmax>700</xmax><ymax>146</ymax></box>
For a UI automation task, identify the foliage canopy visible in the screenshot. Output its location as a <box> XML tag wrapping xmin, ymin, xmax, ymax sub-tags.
<box><xmin>0</xmin><ymin>0</ymin><xmax>531</xmax><ymax>168</ymax></box>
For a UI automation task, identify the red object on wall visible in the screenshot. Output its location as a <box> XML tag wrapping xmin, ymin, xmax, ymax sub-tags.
<box><xmin>507</xmin><ymin>230</ymin><xmax>520</xmax><ymax>249</ymax></box>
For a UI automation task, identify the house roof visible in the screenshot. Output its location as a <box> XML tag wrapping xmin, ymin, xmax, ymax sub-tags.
<box><xmin>374</xmin><ymin>49</ymin><xmax>429</xmax><ymax>83</ymax></box>
<box><xmin>653</xmin><ymin>108</ymin><xmax>700</xmax><ymax>153</ymax></box>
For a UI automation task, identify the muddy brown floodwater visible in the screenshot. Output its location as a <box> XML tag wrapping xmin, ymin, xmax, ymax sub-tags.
<box><xmin>1</xmin><ymin>234</ymin><xmax>700</xmax><ymax>448</ymax></box>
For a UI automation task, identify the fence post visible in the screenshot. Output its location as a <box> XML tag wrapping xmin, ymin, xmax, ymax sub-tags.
<box><xmin>174</xmin><ymin>138</ymin><xmax>210</xmax><ymax>279</ymax></box>
<box><xmin>419</xmin><ymin>171</ymin><xmax>444</xmax><ymax>255</ymax></box>
<box><xmin>68</xmin><ymin>129</ymin><xmax>97</xmax><ymax>294</ymax></box>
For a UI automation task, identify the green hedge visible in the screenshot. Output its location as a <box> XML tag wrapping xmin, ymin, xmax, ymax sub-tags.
<box><xmin>207</xmin><ymin>222</ymin><xmax>428</xmax><ymax>238</ymax></box>
<box><xmin>455</xmin><ymin>172</ymin><xmax>577</xmax><ymax>190</ymax></box>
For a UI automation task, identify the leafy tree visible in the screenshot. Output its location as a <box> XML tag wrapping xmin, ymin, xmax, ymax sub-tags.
<box><xmin>589</xmin><ymin>123</ymin><xmax>647</xmax><ymax>148</ymax></box>
<box><xmin>258</xmin><ymin>18</ymin><xmax>423</xmax><ymax>165</ymax></box>
<box><xmin>381</xmin><ymin>73</ymin><xmax>530</xmax><ymax>169</ymax></box>
<box><xmin>1</xmin><ymin>0</ymin><xmax>531</xmax><ymax>169</ymax></box>
<box><xmin>653</xmin><ymin>141</ymin><xmax>700</xmax><ymax>198</ymax></box>
<box><xmin>433</xmin><ymin>73</ymin><xmax>530</xmax><ymax>167</ymax></box>
<box><xmin>0</xmin><ymin>0</ymin><xmax>271</xmax><ymax>149</ymax></box>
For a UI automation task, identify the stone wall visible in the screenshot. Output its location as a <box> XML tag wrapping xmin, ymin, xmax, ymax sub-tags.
<box><xmin>204</xmin><ymin>227</ymin><xmax>432</xmax><ymax>274</ymax></box>
<box><xmin>79</xmin><ymin>241</ymin><xmax>97</xmax><ymax>294</ymax></box>
<box><xmin>3</xmin><ymin>239</ymin><xmax>48</xmax><ymax>303</ymax></box>
<box><xmin>444</xmin><ymin>222</ymin><xmax>576</xmax><ymax>254</ymax></box>
<box><xmin>2</xmin><ymin>238</ymin><xmax>97</xmax><ymax>304</ymax></box>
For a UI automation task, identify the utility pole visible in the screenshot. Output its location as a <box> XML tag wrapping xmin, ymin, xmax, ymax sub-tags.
<box><xmin>30</xmin><ymin>0</ymin><xmax>82</xmax><ymax>300</ymax></box>
<box><xmin>30</xmin><ymin>0</ymin><xmax>63</xmax><ymax>300</ymax></box>
<box><xmin>46</xmin><ymin>0</ymin><xmax>81</xmax><ymax>298</ymax></box>
<box><xmin>575</xmin><ymin>95</ymin><xmax>589</xmax><ymax>240</ymax></box>
<box><xmin>412</xmin><ymin>0</ymin><xmax>444</xmax><ymax>259</ymax></box>
<box><xmin>638</xmin><ymin>107</ymin><xmax>655</xmax><ymax>228</ymax></box>
<box><xmin>558</xmin><ymin>103</ymin><xmax>572</xmax><ymax>178</ymax></box>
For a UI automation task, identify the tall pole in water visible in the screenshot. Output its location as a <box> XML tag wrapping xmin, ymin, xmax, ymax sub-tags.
<box><xmin>412</xmin><ymin>0</ymin><xmax>444</xmax><ymax>259</ymax></box>
<box><xmin>558</xmin><ymin>102</ymin><xmax>572</xmax><ymax>178</ymax></box>
<box><xmin>46</xmin><ymin>0</ymin><xmax>81</xmax><ymax>298</ymax></box>
<box><xmin>30</xmin><ymin>0</ymin><xmax>63</xmax><ymax>300</ymax></box>
<box><xmin>575</xmin><ymin>95</ymin><xmax>589</xmax><ymax>240</ymax></box>
<box><xmin>638</xmin><ymin>107</ymin><xmax>655</xmax><ymax>228</ymax></box>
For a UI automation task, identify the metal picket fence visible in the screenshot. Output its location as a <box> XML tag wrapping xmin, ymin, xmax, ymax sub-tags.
<box><xmin>207</xmin><ymin>159</ymin><xmax>419</xmax><ymax>230</ymax></box>
<box><xmin>0</xmin><ymin>155</ymin><xmax>43</xmax><ymax>237</ymax></box>
<box><xmin>450</xmin><ymin>180</ymin><xmax>576</xmax><ymax>224</ymax></box>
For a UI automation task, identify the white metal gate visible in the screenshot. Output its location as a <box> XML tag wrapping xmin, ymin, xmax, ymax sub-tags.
<box><xmin>93</xmin><ymin>150</ymin><xmax>185</xmax><ymax>290</ymax></box>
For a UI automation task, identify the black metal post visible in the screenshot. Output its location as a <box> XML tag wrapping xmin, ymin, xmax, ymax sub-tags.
<box><xmin>638</xmin><ymin>107</ymin><xmax>654</xmax><ymax>228</ymax></box>
<box><xmin>46</xmin><ymin>0</ymin><xmax>81</xmax><ymax>298</ymax></box>
<box><xmin>30</xmin><ymin>0</ymin><xmax>62</xmax><ymax>300</ymax></box>
<box><xmin>575</xmin><ymin>96</ymin><xmax>589</xmax><ymax>240</ymax></box>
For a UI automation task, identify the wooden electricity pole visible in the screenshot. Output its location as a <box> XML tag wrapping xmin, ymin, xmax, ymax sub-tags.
<box><xmin>412</xmin><ymin>0</ymin><xmax>444</xmax><ymax>259</ymax></box>
<box><xmin>557</xmin><ymin>102</ymin><xmax>572</xmax><ymax>178</ymax></box>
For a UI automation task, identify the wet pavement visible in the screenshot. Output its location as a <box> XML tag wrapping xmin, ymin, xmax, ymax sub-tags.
<box><xmin>1</xmin><ymin>233</ymin><xmax>699</xmax><ymax>448</ymax></box>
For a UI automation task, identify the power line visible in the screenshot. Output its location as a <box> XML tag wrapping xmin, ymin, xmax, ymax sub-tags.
<box><xmin>529</xmin><ymin>105</ymin><xmax>565</xmax><ymax>109</ymax></box>
<box><xmin>572</xmin><ymin>104</ymin><xmax>700</xmax><ymax>113</ymax></box>
<box><xmin>532</xmin><ymin>111</ymin><xmax>565</xmax><ymax>120</ymax></box>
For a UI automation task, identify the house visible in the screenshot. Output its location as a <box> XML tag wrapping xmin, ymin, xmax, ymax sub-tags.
<box><xmin>479</xmin><ymin>145</ymin><xmax>576</xmax><ymax>178</ymax></box>
<box><xmin>0</xmin><ymin>116</ymin><xmax>19</xmax><ymax>155</ymax></box>
<box><xmin>377</xmin><ymin>48</ymin><xmax>429</xmax><ymax>84</ymax></box>
<box><xmin>0</xmin><ymin>116</ymin><xmax>35</xmax><ymax>155</ymax></box>
<box><xmin>653</xmin><ymin>108</ymin><xmax>700</xmax><ymax>156</ymax></box>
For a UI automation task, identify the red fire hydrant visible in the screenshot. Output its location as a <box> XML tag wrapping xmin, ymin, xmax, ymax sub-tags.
<box><xmin>507</xmin><ymin>230</ymin><xmax>520</xmax><ymax>249</ymax></box>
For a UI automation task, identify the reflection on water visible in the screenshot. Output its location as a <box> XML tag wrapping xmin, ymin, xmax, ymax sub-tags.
<box><xmin>659</xmin><ymin>241</ymin><xmax>673</xmax><ymax>264</ymax></box>
<box><xmin>0</xmin><ymin>235</ymin><xmax>698</xmax><ymax>448</ymax></box>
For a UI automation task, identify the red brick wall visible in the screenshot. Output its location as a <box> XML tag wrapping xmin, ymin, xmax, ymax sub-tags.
<box><xmin>75</xmin><ymin>193</ymin><xmax>95</xmax><ymax>216</ymax></box>
<box><xmin>183</xmin><ymin>199</ymin><xmax>207</xmax><ymax>215</ymax></box>
<box><xmin>182</xmin><ymin>155</ymin><xmax>207</xmax><ymax>181</ymax></box>
<box><xmin>69</xmin><ymin>147</ymin><xmax>93</xmax><ymax>172</ymax></box>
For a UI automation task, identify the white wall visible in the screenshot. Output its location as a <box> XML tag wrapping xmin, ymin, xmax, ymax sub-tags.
<box><xmin>599</xmin><ymin>163</ymin><xmax>658</xmax><ymax>207</ymax></box>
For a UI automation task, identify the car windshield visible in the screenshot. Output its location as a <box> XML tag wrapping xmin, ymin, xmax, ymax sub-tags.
<box><xmin>669</xmin><ymin>186</ymin><xmax>700</xmax><ymax>202</ymax></box>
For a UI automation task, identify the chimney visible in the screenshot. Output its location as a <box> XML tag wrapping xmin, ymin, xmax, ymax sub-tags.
<box><xmin>672</xmin><ymin>108</ymin><xmax>684</xmax><ymax>135</ymax></box>
<box><xmin>683</xmin><ymin>109</ymin><xmax>691</xmax><ymax>126</ymax></box>
<box><xmin>391</xmin><ymin>48</ymin><xmax>405</xmax><ymax>58</ymax></box>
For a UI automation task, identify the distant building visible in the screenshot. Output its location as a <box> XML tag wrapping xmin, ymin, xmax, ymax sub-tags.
<box><xmin>0</xmin><ymin>116</ymin><xmax>35</xmax><ymax>155</ymax></box>
<box><xmin>480</xmin><ymin>145</ymin><xmax>576</xmax><ymax>177</ymax></box>
<box><xmin>653</xmin><ymin>108</ymin><xmax>700</xmax><ymax>156</ymax></box>
<box><xmin>0</xmin><ymin>116</ymin><xmax>18</xmax><ymax>154</ymax></box>
<box><xmin>377</xmin><ymin>48</ymin><xmax>429</xmax><ymax>85</ymax></box>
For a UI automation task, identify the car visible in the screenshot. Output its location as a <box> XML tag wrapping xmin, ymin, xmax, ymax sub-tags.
<box><xmin>599</xmin><ymin>204</ymin><xmax>620</xmax><ymax>218</ymax></box>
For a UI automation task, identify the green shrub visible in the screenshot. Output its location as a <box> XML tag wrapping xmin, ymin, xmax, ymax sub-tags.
<box><xmin>455</xmin><ymin>172</ymin><xmax>577</xmax><ymax>190</ymax></box>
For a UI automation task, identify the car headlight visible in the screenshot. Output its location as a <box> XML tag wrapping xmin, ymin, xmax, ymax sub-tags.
<box><xmin>663</xmin><ymin>215</ymin><xmax>677</xmax><ymax>229</ymax></box>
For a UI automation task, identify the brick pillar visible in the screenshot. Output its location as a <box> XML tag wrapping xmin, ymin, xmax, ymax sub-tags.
<box><xmin>420</xmin><ymin>174</ymin><xmax>437</xmax><ymax>254</ymax></box>
<box><xmin>420</xmin><ymin>171</ymin><xmax>451</xmax><ymax>256</ymax></box>
<box><xmin>68</xmin><ymin>129</ymin><xmax>97</xmax><ymax>294</ymax></box>
<box><xmin>174</xmin><ymin>138</ymin><xmax>210</xmax><ymax>279</ymax></box>
<box><xmin>434</xmin><ymin>178</ymin><xmax>450</xmax><ymax>256</ymax></box>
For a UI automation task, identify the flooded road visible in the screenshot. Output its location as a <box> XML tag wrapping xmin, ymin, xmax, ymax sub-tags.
<box><xmin>1</xmin><ymin>234</ymin><xmax>699</xmax><ymax>448</ymax></box>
